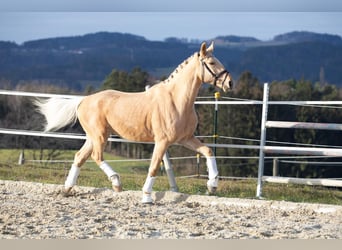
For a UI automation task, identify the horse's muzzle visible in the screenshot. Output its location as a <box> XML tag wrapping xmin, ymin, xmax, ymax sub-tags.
<box><xmin>223</xmin><ymin>78</ymin><xmax>233</xmax><ymax>92</ymax></box>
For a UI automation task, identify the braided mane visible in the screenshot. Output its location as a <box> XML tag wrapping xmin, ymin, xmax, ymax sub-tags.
<box><xmin>163</xmin><ymin>53</ymin><xmax>197</xmax><ymax>83</ymax></box>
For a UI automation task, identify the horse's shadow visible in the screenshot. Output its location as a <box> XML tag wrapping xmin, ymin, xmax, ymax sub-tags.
<box><xmin>52</xmin><ymin>186</ymin><xmax>110</xmax><ymax>198</ymax></box>
<box><xmin>154</xmin><ymin>191</ymin><xmax>190</xmax><ymax>204</ymax></box>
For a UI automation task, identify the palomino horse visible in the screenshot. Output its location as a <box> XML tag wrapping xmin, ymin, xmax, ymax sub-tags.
<box><xmin>35</xmin><ymin>42</ymin><xmax>233</xmax><ymax>203</ymax></box>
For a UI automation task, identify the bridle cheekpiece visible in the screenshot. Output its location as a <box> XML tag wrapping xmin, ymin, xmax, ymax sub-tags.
<box><xmin>200</xmin><ymin>57</ymin><xmax>229</xmax><ymax>88</ymax></box>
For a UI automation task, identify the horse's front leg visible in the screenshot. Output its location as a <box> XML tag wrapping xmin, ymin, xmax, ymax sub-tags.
<box><xmin>182</xmin><ymin>137</ymin><xmax>219</xmax><ymax>194</ymax></box>
<box><xmin>142</xmin><ymin>141</ymin><xmax>169</xmax><ymax>204</ymax></box>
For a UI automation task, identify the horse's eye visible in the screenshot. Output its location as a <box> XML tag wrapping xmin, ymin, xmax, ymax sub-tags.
<box><xmin>209</xmin><ymin>62</ymin><xmax>215</xmax><ymax>65</ymax></box>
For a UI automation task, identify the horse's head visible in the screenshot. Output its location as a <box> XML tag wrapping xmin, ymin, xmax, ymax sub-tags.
<box><xmin>198</xmin><ymin>41</ymin><xmax>233</xmax><ymax>92</ymax></box>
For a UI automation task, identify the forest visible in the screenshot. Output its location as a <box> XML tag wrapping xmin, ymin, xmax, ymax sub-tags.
<box><xmin>1</xmin><ymin>68</ymin><xmax>342</xmax><ymax>180</ymax></box>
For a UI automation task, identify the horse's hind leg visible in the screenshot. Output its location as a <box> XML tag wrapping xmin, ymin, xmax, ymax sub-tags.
<box><xmin>181</xmin><ymin>137</ymin><xmax>219</xmax><ymax>194</ymax></box>
<box><xmin>64</xmin><ymin>139</ymin><xmax>93</xmax><ymax>194</ymax></box>
<box><xmin>91</xmin><ymin>134</ymin><xmax>122</xmax><ymax>192</ymax></box>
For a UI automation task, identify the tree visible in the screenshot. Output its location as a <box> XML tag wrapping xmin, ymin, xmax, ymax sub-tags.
<box><xmin>101</xmin><ymin>67</ymin><xmax>149</xmax><ymax>92</ymax></box>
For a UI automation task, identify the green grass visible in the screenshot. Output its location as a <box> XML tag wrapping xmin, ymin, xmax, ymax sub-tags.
<box><xmin>0</xmin><ymin>149</ymin><xmax>341</xmax><ymax>205</ymax></box>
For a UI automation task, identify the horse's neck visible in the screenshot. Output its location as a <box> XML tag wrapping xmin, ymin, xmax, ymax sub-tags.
<box><xmin>166</xmin><ymin>56</ymin><xmax>201</xmax><ymax>110</ymax></box>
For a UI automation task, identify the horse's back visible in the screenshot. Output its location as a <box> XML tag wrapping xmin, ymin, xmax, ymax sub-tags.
<box><xmin>80</xmin><ymin>89</ymin><xmax>140</xmax><ymax>111</ymax></box>
<box><xmin>77</xmin><ymin>89</ymin><xmax>155</xmax><ymax>141</ymax></box>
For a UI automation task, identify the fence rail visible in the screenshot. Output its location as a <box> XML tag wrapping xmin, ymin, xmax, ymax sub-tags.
<box><xmin>266</xmin><ymin>121</ymin><xmax>342</xmax><ymax>130</ymax></box>
<box><xmin>264</xmin><ymin>146</ymin><xmax>342</xmax><ymax>157</ymax></box>
<box><xmin>3</xmin><ymin>89</ymin><xmax>342</xmax><ymax>105</ymax></box>
<box><xmin>263</xmin><ymin>176</ymin><xmax>342</xmax><ymax>188</ymax></box>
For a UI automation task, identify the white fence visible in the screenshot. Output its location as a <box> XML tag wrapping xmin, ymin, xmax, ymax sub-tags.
<box><xmin>1</xmin><ymin>88</ymin><xmax>342</xmax><ymax>198</ymax></box>
<box><xmin>256</xmin><ymin>83</ymin><xmax>342</xmax><ymax>197</ymax></box>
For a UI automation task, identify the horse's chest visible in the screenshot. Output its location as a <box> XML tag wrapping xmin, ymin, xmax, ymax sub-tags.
<box><xmin>150</xmin><ymin>99</ymin><xmax>198</xmax><ymax>141</ymax></box>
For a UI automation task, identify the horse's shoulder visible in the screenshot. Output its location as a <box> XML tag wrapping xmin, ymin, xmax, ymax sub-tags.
<box><xmin>148</xmin><ymin>84</ymin><xmax>172</xmax><ymax>99</ymax></box>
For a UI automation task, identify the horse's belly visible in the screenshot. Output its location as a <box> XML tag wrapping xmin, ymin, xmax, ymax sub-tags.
<box><xmin>120</xmin><ymin>130</ymin><xmax>154</xmax><ymax>142</ymax></box>
<box><xmin>110</xmin><ymin>121</ymin><xmax>154</xmax><ymax>143</ymax></box>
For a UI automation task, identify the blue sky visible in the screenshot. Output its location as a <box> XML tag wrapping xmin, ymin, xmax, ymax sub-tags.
<box><xmin>1</xmin><ymin>0</ymin><xmax>342</xmax><ymax>11</ymax></box>
<box><xmin>1</xmin><ymin>1</ymin><xmax>342</xmax><ymax>44</ymax></box>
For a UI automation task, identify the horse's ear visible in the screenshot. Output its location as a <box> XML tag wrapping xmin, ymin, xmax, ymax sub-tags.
<box><xmin>207</xmin><ymin>41</ymin><xmax>214</xmax><ymax>53</ymax></box>
<box><xmin>200</xmin><ymin>42</ymin><xmax>207</xmax><ymax>58</ymax></box>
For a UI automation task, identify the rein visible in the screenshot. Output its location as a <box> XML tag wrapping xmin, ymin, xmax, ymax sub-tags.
<box><xmin>201</xmin><ymin>59</ymin><xmax>229</xmax><ymax>88</ymax></box>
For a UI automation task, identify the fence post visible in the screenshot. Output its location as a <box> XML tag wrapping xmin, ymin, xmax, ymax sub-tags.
<box><xmin>162</xmin><ymin>151</ymin><xmax>179</xmax><ymax>192</ymax></box>
<box><xmin>196</xmin><ymin>153</ymin><xmax>200</xmax><ymax>177</ymax></box>
<box><xmin>18</xmin><ymin>149</ymin><xmax>25</xmax><ymax>165</ymax></box>
<box><xmin>273</xmin><ymin>158</ymin><xmax>279</xmax><ymax>176</ymax></box>
<box><xmin>256</xmin><ymin>83</ymin><xmax>269</xmax><ymax>198</ymax></box>
<box><xmin>213</xmin><ymin>91</ymin><xmax>220</xmax><ymax>156</ymax></box>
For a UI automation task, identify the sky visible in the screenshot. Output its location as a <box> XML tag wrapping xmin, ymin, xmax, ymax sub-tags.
<box><xmin>0</xmin><ymin>1</ymin><xmax>342</xmax><ymax>44</ymax></box>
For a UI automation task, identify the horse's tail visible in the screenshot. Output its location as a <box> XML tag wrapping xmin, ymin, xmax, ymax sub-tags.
<box><xmin>34</xmin><ymin>97</ymin><xmax>83</xmax><ymax>132</ymax></box>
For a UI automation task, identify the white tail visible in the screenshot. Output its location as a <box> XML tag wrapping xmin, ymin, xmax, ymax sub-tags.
<box><xmin>35</xmin><ymin>97</ymin><xmax>83</xmax><ymax>132</ymax></box>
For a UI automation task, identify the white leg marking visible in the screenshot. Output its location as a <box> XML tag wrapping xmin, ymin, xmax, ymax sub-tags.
<box><xmin>65</xmin><ymin>164</ymin><xmax>80</xmax><ymax>189</ymax></box>
<box><xmin>142</xmin><ymin>175</ymin><xmax>156</xmax><ymax>193</ymax></box>
<box><xmin>142</xmin><ymin>176</ymin><xmax>156</xmax><ymax>203</ymax></box>
<box><xmin>100</xmin><ymin>161</ymin><xmax>120</xmax><ymax>186</ymax></box>
<box><xmin>206</xmin><ymin>156</ymin><xmax>219</xmax><ymax>187</ymax></box>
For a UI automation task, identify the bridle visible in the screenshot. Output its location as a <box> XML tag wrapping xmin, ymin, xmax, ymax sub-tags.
<box><xmin>201</xmin><ymin>58</ymin><xmax>229</xmax><ymax>88</ymax></box>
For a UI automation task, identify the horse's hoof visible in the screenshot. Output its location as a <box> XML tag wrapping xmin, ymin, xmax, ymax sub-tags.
<box><xmin>207</xmin><ymin>186</ymin><xmax>217</xmax><ymax>195</ymax></box>
<box><xmin>207</xmin><ymin>177</ymin><xmax>218</xmax><ymax>195</ymax></box>
<box><xmin>110</xmin><ymin>174</ymin><xmax>122</xmax><ymax>192</ymax></box>
<box><xmin>113</xmin><ymin>185</ymin><xmax>122</xmax><ymax>192</ymax></box>
<box><xmin>63</xmin><ymin>187</ymin><xmax>73</xmax><ymax>197</ymax></box>
<box><xmin>141</xmin><ymin>193</ymin><xmax>154</xmax><ymax>204</ymax></box>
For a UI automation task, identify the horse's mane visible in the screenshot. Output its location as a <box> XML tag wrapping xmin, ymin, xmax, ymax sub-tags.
<box><xmin>163</xmin><ymin>53</ymin><xmax>198</xmax><ymax>84</ymax></box>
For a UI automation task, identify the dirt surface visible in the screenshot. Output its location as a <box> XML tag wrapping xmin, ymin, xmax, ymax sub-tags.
<box><xmin>0</xmin><ymin>180</ymin><xmax>341</xmax><ymax>239</ymax></box>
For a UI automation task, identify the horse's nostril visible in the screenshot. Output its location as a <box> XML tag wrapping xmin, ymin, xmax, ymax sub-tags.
<box><xmin>229</xmin><ymin>81</ymin><xmax>233</xmax><ymax>88</ymax></box>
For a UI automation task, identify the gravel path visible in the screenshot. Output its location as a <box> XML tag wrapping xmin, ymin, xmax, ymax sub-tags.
<box><xmin>0</xmin><ymin>180</ymin><xmax>341</xmax><ymax>239</ymax></box>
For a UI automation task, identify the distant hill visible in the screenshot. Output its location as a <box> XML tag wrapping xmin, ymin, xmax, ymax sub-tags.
<box><xmin>213</xmin><ymin>35</ymin><xmax>260</xmax><ymax>46</ymax></box>
<box><xmin>273</xmin><ymin>31</ymin><xmax>342</xmax><ymax>45</ymax></box>
<box><xmin>234</xmin><ymin>41</ymin><xmax>342</xmax><ymax>85</ymax></box>
<box><xmin>0</xmin><ymin>31</ymin><xmax>342</xmax><ymax>90</ymax></box>
<box><xmin>22</xmin><ymin>32</ymin><xmax>152</xmax><ymax>50</ymax></box>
